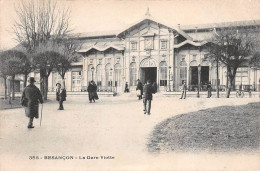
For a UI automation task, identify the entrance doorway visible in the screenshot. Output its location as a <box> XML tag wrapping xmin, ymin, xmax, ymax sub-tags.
<box><xmin>201</xmin><ymin>66</ymin><xmax>209</xmax><ymax>85</ymax></box>
<box><xmin>140</xmin><ymin>67</ymin><xmax>157</xmax><ymax>84</ymax></box>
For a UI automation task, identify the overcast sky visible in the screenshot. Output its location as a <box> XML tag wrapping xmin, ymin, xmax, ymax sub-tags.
<box><xmin>1</xmin><ymin>0</ymin><xmax>260</xmax><ymax>50</ymax></box>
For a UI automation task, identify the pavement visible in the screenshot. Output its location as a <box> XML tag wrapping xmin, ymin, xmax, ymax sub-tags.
<box><xmin>0</xmin><ymin>94</ymin><xmax>259</xmax><ymax>170</ymax></box>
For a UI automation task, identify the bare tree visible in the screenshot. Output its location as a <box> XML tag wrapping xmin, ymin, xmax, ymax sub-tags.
<box><xmin>12</xmin><ymin>0</ymin><xmax>72</xmax><ymax>99</ymax></box>
<box><xmin>208</xmin><ymin>26</ymin><xmax>260</xmax><ymax>98</ymax></box>
<box><xmin>13</xmin><ymin>0</ymin><xmax>71</xmax><ymax>52</ymax></box>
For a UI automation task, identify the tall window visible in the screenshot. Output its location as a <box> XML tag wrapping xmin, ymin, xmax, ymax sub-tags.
<box><xmin>180</xmin><ymin>60</ymin><xmax>187</xmax><ymax>85</ymax></box>
<box><xmin>105</xmin><ymin>63</ymin><xmax>112</xmax><ymax>87</ymax></box>
<box><xmin>159</xmin><ymin>61</ymin><xmax>167</xmax><ymax>86</ymax></box>
<box><xmin>72</xmin><ymin>71</ymin><xmax>82</xmax><ymax>91</ymax></box>
<box><xmin>130</xmin><ymin>62</ymin><xmax>137</xmax><ymax>86</ymax></box>
<box><xmin>235</xmin><ymin>67</ymin><xmax>248</xmax><ymax>85</ymax></box>
<box><xmin>114</xmin><ymin>63</ymin><xmax>121</xmax><ymax>87</ymax></box>
<box><xmin>96</xmin><ymin>64</ymin><xmax>102</xmax><ymax>86</ymax></box>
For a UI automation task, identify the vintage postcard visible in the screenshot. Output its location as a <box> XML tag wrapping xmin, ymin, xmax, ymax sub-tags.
<box><xmin>0</xmin><ymin>0</ymin><xmax>260</xmax><ymax>171</ymax></box>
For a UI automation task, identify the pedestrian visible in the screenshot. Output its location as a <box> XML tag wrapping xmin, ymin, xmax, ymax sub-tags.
<box><xmin>207</xmin><ymin>81</ymin><xmax>212</xmax><ymax>98</ymax></box>
<box><xmin>93</xmin><ymin>81</ymin><xmax>99</xmax><ymax>102</ymax></box>
<box><xmin>87</xmin><ymin>81</ymin><xmax>95</xmax><ymax>103</ymax></box>
<box><xmin>143</xmin><ymin>80</ymin><xmax>155</xmax><ymax>115</ymax></box>
<box><xmin>136</xmin><ymin>79</ymin><xmax>143</xmax><ymax>100</ymax></box>
<box><xmin>56</xmin><ymin>83</ymin><xmax>67</xmax><ymax>110</ymax></box>
<box><xmin>21</xmin><ymin>77</ymin><xmax>43</xmax><ymax>128</ymax></box>
<box><xmin>179</xmin><ymin>81</ymin><xmax>187</xmax><ymax>99</ymax></box>
<box><xmin>124</xmin><ymin>82</ymin><xmax>129</xmax><ymax>93</ymax></box>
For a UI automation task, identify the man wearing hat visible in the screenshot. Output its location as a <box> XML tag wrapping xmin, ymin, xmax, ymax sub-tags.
<box><xmin>21</xmin><ymin>77</ymin><xmax>43</xmax><ymax>128</ymax></box>
<box><xmin>56</xmin><ymin>82</ymin><xmax>67</xmax><ymax>110</ymax></box>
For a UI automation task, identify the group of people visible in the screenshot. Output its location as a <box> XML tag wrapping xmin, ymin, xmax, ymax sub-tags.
<box><xmin>179</xmin><ymin>81</ymin><xmax>212</xmax><ymax>99</ymax></box>
<box><xmin>135</xmin><ymin>79</ymin><xmax>157</xmax><ymax>115</ymax></box>
<box><xmin>21</xmin><ymin>76</ymin><xmax>212</xmax><ymax>128</ymax></box>
<box><xmin>21</xmin><ymin>77</ymin><xmax>100</xmax><ymax>129</ymax></box>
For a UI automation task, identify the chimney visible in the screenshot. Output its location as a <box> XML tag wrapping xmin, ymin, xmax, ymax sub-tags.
<box><xmin>195</xmin><ymin>27</ymin><xmax>198</xmax><ymax>33</ymax></box>
<box><xmin>178</xmin><ymin>24</ymin><xmax>180</xmax><ymax>30</ymax></box>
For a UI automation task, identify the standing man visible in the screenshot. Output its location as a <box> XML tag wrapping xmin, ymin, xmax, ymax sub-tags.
<box><xmin>179</xmin><ymin>81</ymin><xmax>187</xmax><ymax>99</ymax></box>
<box><xmin>56</xmin><ymin>83</ymin><xmax>67</xmax><ymax>110</ymax></box>
<box><xmin>21</xmin><ymin>77</ymin><xmax>43</xmax><ymax>128</ymax></box>
<box><xmin>124</xmin><ymin>82</ymin><xmax>129</xmax><ymax>93</ymax></box>
<box><xmin>207</xmin><ymin>81</ymin><xmax>212</xmax><ymax>98</ymax></box>
<box><xmin>87</xmin><ymin>81</ymin><xmax>95</xmax><ymax>103</ymax></box>
<box><xmin>136</xmin><ymin>79</ymin><xmax>143</xmax><ymax>100</ymax></box>
<box><xmin>143</xmin><ymin>80</ymin><xmax>154</xmax><ymax>115</ymax></box>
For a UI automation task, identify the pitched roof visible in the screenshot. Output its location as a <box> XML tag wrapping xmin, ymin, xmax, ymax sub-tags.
<box><xmin>116</xmin><ymin>13</ymin><xmax>192</xmax><ymax>40</ymax></box>
<box><xmin>181</xmin><ymin>20</ymin><xmax>260</xmax><ymax>31</ymax></box>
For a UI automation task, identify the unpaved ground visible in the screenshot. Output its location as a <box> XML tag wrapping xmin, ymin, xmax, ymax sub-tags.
<box><xmin>0</xmin><ymin>94</ymin><xmax>259</xmax><ymax>170</ymax></box>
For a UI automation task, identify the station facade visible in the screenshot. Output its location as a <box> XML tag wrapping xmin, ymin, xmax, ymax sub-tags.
<box><xmin>32</xmin><ymin>11</ymin><xmax>260</xmax><ymax>93</ymax></box>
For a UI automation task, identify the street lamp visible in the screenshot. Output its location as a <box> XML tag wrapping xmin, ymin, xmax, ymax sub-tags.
<box><xmin>168</xmin><ymin>66</ymin><xmax>171</xmax><ymax>91</ymax></box>
<box><xmin>91</xmin><ymin>66</ymin><xmax>95</xmax><ymax>80</ymax></box>
<box><xmin>197</xmin><ymin>64</ymin><xmax>201</xmax><ymax>98</ymax></box>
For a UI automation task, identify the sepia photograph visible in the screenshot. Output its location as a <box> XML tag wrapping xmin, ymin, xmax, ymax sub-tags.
<box><xmin>0</xmin><ymin>0</ymin><xmax>260</xmax><ymax>171</ymax></box>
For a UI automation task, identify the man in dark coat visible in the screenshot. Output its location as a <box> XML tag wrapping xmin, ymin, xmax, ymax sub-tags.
<box><xmin>87</xmin><ymin>81</ymin><xmax>95</xmax><ymax>103</ymax></box>
<box><xmin>124</xmin><ymin>82</ymin><xmax>129</xmax><ymax>93</ymax></box>
<box><xmin>136</xmin><ymin>79</ymin><xmax>143</xmax><ymax>100</ymax></box>
<box><xmin>56</xmin><ymin>83</ymin><xmax>67</xmax><ymax>110</ymax></box>
<box><xmin>21</xmin><ymin>77</ymin><xmax>43</xmax><ymax>128</ymax></box>
<box><xmin>179</xmin><ymin>81</ymin><xmax>187</xmax><ymax>99</ymax></box>
<box><xmin>143</xmin><ymin>80</ymin><xmax>154</xmax><ymax>115</ymax></box>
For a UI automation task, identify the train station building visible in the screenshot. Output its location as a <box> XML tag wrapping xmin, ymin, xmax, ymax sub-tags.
<box><xmin>23</xmin><ymin>10</ymin><xmax>260</xmax><ymax>93</ymax></box>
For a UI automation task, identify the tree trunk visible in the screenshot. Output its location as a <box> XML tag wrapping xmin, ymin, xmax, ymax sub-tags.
<box><xmin>216</xmin><ymin>58</ymin><xmax>219</xmax><ymax>98</ymax></box>
<box><xmin>43</xmin><ymin>76</ymin><xmax>48</xmax><ymax>100</ymax></box>
<box><xmin>4</xmin><ymin>77</ymin><xmax>7</xmax><ymax>100</ymax></box>
<box><xmin>12</xmin><ymin>75</ymin><xmax>15</xmax><ymax>100</ymax></box>
<box><xmin>23</xmin><ymin>73</ymin><xmax>28</xmax><ymax>88</ymax></box>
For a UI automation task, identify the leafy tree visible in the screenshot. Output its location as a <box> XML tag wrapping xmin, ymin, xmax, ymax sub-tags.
<box><xmin>207</xmin><ymin>27</ymin><xmax>260</xmax><ymax>98</ymax></box>
<box><xmin>33</xmin><ymin>50</ymin><xmax>62</xmax><ymax>100</ymax></box>
<box><xmin>0</xmin><ymin>50</ymin><xmax>27</xmax><ymax>100</ymax></box>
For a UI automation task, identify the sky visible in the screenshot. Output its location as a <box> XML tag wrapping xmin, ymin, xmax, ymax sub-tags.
<box><xmin>1</xmin><ymin>0</ymin><xmax>260</xmax><ymax>50</ymax></box>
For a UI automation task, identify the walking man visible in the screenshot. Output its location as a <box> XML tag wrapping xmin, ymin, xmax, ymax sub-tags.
<box><xmin>21</xmin><ymin>77</ymin><xmax>43</xmax><ymax>128</ymax></box>
<box><xmin>136</xmin><ymin>79</ymin><xmax>143</xmax><ymax>100</ymax></box>
<box><xmin>179</xmin><ymin>81</ymin><xmax>187</xmax><ymax>99</ymax></box>
<box><xmin>143</xmin><ymin>80</ymin><xmax>154</xmax><ymax>115</ymax></box>
<box><xmin>56</xmin><ymin>83</ymin><xmax>67</xmax><ymax>110</ymax></box>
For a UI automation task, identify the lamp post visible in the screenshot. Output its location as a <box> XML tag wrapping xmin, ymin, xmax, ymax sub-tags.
<box><xmin>91</xmin><ymin>66</ymin><xmax>95</xmax><ymax>81</ymax></box>
<box><xmin>168</xmin><ymin>66</ymin><xmax>171</xmax><ymax>91</ymax></box>
<box><xmin>197</xmin><ymin>64</ymin><xmax>201</xmax><ymax>98</ymax></box>
<box><xmin>110</xmin><ymin>68</ymin><xmax>113</xmax><ymax>92</ymax></box>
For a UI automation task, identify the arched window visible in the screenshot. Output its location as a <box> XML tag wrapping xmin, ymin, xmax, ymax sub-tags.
<box><xmin>180</xmin><ymin>60</ymin><xmax>187</xmax><ymax>85</ymax></box>
<box><xmin>159</xmin><ymin>61</ymin><xmax>167</xmax><ymax>86</ymax></box>
<box><xmin>96</xmin><ymin>64</ymin><xmax>102</xmax><ymax>86</ymax></box>
<box><xmin>129</xmin><ymin>62</ymin><xmax>137</xmax><ymax>86</ymax></box>
<box><xmin>114</xmin><ymin>63</ymin><xmax>121</xmax><ymax>87</ymax></box>
<box><xmin>105</xmin><ymin>63</ymin><xmax>112</xmax><ymax>87</ymax></box>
